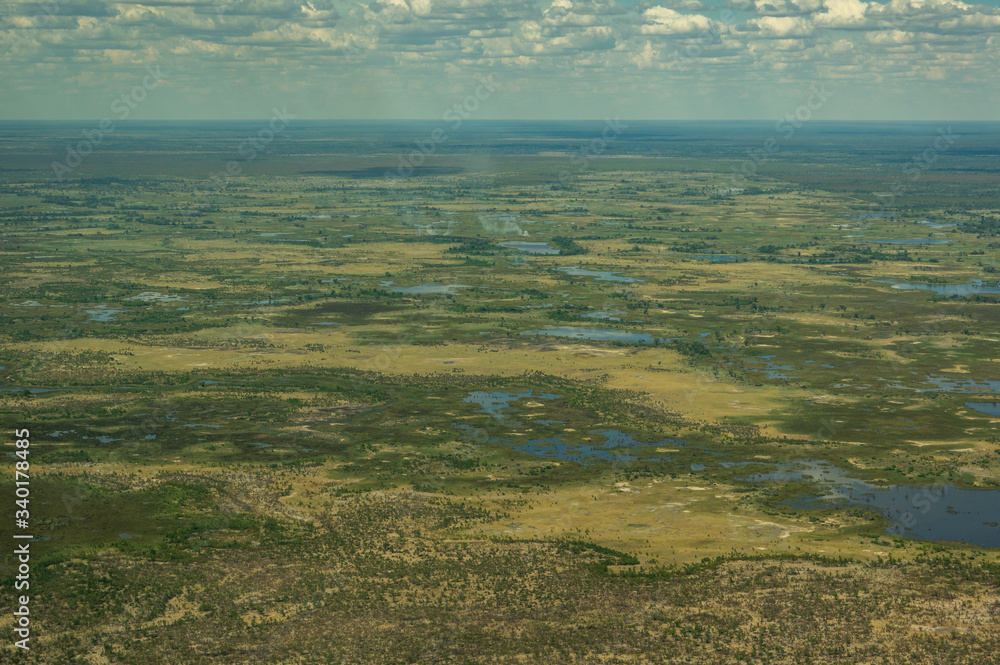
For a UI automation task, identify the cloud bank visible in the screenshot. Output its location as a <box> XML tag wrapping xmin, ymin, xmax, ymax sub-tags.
<box><xmin>1</xmin><ymin>0</ymin><xmax>997</xmax><ymax>119</ymax></box>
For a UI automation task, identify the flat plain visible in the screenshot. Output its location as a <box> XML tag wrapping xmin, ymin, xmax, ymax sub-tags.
<box><xmin>1</xmin><ymin>121</ymin><xmax>999</xmax><ymax>663</ymax></box>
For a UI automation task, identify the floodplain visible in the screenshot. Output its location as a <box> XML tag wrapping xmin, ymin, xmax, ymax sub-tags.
<box><xmin>1</xmin><ymin>121</ymin><xmax>999</xmax><ymax>663</ymax></box>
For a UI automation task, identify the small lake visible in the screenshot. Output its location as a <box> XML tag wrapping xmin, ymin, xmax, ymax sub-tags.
<box><xmin>742</xmin><ymin>460</ymin><xmax>1000</xmax><ymax>548</ymax></box>
<box><xmin>85</xmin><ymin>306</ymin><xmax>122</xmax><ymax>322</ymax></box>
<box><xmin>884</xmin><ymin>374</ymin><xmax>1000</xmax><ymax>394</ymax></box>
<box><xmin>500</xmin><ymin>241</ymin><xmax>559</xmax><ymax>255</ymax></box>
<box><xmin>522</xmin><ymin>326</ymin><xmax>670</xmax><ymax>344</ymax></box>
<box><xmin>514</xmin><ymin>429</ymin><xmax>684</xmax><ymax>466</ymax></box>
<box><xmin>555</xmin><ymin>266</ymin><xmax>643</xmax><ymax>283</ymax></box>
<box><xmin>463</xmin><ymin>390</ymin><xmax>560</xmax><ymax>418</ymax></box>
<box><xmin>595</xmin><ymin>429</ymin><xmax>687</xmax><ymax>449</ymax></box>
<box><xmin>516</xmin><ymin>437</ymin><xmax>637</xmax><ymax>465</ymax></box>
<box><xmin>876</xmin><ymin>279</ymin><xmax>1000</xmax><ymax>296</ymax></box>
<box><xmin>392</xmin><ymin>283</ymin><xmax>470</xmax><ymax>295</ymax></box>
<box><xmin>966</xmin><ymin>402</ymin><xmax>1000</xmax><ymax>417</ymax></box>
<box><xmin>744</xmin><ymin>355</ymin><xmax>795</xmax><ymax>380</ymax></box>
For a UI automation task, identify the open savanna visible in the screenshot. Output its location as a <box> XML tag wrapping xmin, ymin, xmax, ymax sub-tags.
<box><xmin>2</xmin><ymin>122</ymin><xmax>1000</xmax><ymax>663</ymax></box>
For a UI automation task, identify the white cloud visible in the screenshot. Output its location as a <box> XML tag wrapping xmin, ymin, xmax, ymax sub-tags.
<box><xmin>1</xmin><ymin>0</ymin><xmax>998</xmax><ymax>119</ymax></box>
<box><xmin>640</xmin><ymin>6</ymin><xmax>714</xmax><ymax>35</ymax></box>
<box><xmin>814</xmin><ymin>0</ymin><xmax>870</xmax><ymax>27</ymax></box>
<box><xmin>747</xmin><ymin>15</ymin><xmax>814</xmax><ymax>36</ymax></box>
<box><xmin>661</xmin><ymin>0</ymin><xmax>710</xmax><ymax>11</ymax></box>
<box><xmin>632</xmin><ymin>38</ymin><xmax>656</xmax><ymax>67</ymax></box>
<box><xmin>753</xmin><ymin>0</ymin><xmax>823</xmax><ymax>16</ymax></box>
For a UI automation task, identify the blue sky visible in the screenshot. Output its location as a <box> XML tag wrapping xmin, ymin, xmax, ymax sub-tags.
<box><xmin>1</xmin><ymin>0</ymin><xmax>998</xmax><ymax>120</ymax></box>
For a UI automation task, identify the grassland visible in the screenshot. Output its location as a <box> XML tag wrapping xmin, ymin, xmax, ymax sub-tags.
<box><xmin>1</xmin><ymin>121</ymin><xmax>999</xmax><ymax>663</ymax></box>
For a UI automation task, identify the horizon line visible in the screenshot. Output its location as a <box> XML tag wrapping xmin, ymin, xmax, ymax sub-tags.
<box><xmin>1</xmin><ymin>118</ymin><xmax>997</xmax><ymax>124</ymax></box>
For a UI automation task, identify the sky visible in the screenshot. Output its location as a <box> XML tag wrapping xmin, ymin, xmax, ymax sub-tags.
<box><xmin>1</xmin><ymin>0</ymin><xmax>998</xmax><ymax>121</ymax></box>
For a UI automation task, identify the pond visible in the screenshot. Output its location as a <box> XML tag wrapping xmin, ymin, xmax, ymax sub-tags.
<box><xmin>884</xmin><ymin>375</ymin><xmax>1000</xmax><ymax>394</ymax></box>
<box><xmin>555</xmin><ymin>266</ymin><xmax>643</xmax><ymax>283</ymax></box>
<box><xmin>85</xmin><ymin>305</ymin><xmax>122</xmax><ymax>322</ymax></box>
<box><xmin>744</xmin><ymin>355</ymin><xmax>795</xmax><ymax>380</ymax></box>
<box><xmin>965</xmin><ymin>402</ymin><xmax>1000</xmax><ymax>417</ymax></box>
<box><xmin>742</xmin><ymin>460</ymin><xmax>1000</xmax><ymax>547</ymax></box>
<box><xmin>515</xmin><ymin>436</ymin><xmax>637</xmax><ymax>465</ymax></box>
<box><xmin>462</xmin><ymin>390</ymin><xmax>560</xmax><ymax>418</ymax></box>
<box><xmin>876</xmin><ymin>279</ymin><xmax>1000</xmax><ymax>296</ymax></box>
<box><xmin>513</xmin><ymin>429</ymin><xmax>684</xmax><ymax>466</ymax></box>
<box><xmin>392</xmin><ymin>283</ymin><xmax>470</xmax><ymax>295</ymax></box>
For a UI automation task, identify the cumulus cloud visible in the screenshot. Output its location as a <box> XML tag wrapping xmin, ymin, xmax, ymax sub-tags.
<box><xmin>752</xmin><ymin>0</ymin><xmax>823</xmax><ymax>16</ymax></box>
<box><xmin>813</xmin><ymin>0</ymin><xmax>869</xmax><ymax>27</ymax></box>
<box><xmin>4</xmin><ymin>0</ymin><xmax>116</xmax><ymax>17</ymax></box>
<box><xmin>0</xmin><ymin>0</ymin><xmax>998</xmax><ymax>119</ymax></box>
<box><xmin>747</xmin><ymin>15</ymin><xmax>815</xmax><ymax>36</ymax></box>
<box><xmin>659</xmin><ymin>0</ymin><xmax>710</xmax><ymax>11</ymax></box>
<box><xmin>639</xmin><ymin>6</ymin><xmax>714</xmax><ymax>35</ymax></box>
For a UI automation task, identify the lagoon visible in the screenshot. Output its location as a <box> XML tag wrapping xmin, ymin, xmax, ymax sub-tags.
<box><xmin>743</xmin><ymin>460</ymin><xmax>1000</xmax><ymax>547</ymax></box>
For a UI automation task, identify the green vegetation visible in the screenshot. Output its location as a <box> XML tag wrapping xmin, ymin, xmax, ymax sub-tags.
<box><xmin>1</xmin><ymin>123</ymin><xmax>999</xmax><ymax>662</ymax></box>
